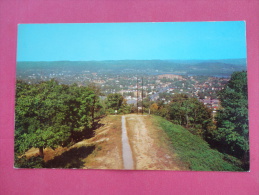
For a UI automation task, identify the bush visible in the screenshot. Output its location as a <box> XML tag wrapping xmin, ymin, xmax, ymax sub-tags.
<box><xmin>14</xmin><ymin>155</ymin><xmax>45</xmax><ymax>168</ymax></box>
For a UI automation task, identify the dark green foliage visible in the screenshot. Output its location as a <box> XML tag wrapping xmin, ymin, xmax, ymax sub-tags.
<box><xmin>15</xmin><ymin>80</ymin><xmax>100</xmax><ymax>159</ymax></box>
<box><xmin>15</xmin><ymin>80</ymin><xmax>71</xmax><ymax>155</ymax></box>
<box><xmin>167</xmin><ymin>94</ymin><xmax>213</xmax><ymax>138</ymax></box>
<box><xmin>105</xmin><ymin>93</ymin><xmax>132</xmax><ymax>114</ymax></box>
<box><xmin>14</xmin><ymin>155</ymin><xmax>45</xmax><ymax>168</ymax></box>
<box><xmin>215</xmin><ymin>71</ymin><xmax>249</xmax><ymax>165</ymax></box>
<box><xmin>153</xmin><ymin>115</ymin><xmax>243</xmax><ymax>171</ymax></box>
<box><xmin>106</xmin><ymin>93</ymin><xmax>124</xmax><ymax>110</ymax></box>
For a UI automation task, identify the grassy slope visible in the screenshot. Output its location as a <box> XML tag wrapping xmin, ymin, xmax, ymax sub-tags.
<box><xmin>152</xmin><ymin>115</ymin><xmax>243</xmax><ymax>171</ymax></box>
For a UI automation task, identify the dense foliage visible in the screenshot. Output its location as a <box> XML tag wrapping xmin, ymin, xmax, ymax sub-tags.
<box><xmin>105</xmin><ymin>93</ymin><xmax>134</xmax><ymax>114</ymax></box>
<box><xmin>168</xmin><ymin>94</ymin><xmax>212</xmax><ymax>129</ymax></box>
<box><xmin>215</xmin><ymin>71</ymin><xmax>249</xmax><ymax>164</ymax></box>
<box><xmin>150</xmin><ymin>93</ymin><xmax>214</xmax><ymax>139</ymax></box>
<box><xmin>15</xmin><ymin>80</ymin><xmax>99</xmax><ymax>157</ymax></box>
<box><xmin>106</xmin><ymin>93</ymin><xmax>124</xmax><ymax>111</ymax></box>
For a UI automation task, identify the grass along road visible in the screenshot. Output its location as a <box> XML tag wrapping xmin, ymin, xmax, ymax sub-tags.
<box><xmin>125</xmin><ymin>114</ymin><xmax>187</xmax><ymax>170</ymax></box>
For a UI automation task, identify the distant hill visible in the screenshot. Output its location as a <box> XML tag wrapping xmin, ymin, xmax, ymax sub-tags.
<box><xmin>167</xmin><ymin>58</ymin><xmax>246</xmax><ymax>65</ymax></box>
<box><xmin>17</xmin><ymin>59</ymin><xmax>247</xmax><ymax>77</ymax></box>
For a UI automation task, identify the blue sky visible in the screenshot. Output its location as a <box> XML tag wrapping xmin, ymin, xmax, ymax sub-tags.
<box><xmin>17</xmin><ymin>21</ymin><xmax>246</xmax><ymax>61</ymax></box>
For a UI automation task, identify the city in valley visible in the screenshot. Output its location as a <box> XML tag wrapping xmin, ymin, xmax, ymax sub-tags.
<box><xmin>17</xmin><ymin>59</ymin><xmax>245</xmax><ymax>113</ymax></box>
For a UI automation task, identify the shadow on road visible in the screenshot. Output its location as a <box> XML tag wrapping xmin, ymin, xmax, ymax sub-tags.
<box><xmin>45</xmin><ymin>145</ymin><xmax>95</xmax><ymax>168</ymax></box>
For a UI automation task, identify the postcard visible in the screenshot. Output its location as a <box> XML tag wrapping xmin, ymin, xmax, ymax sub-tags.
<box><xmin>15</xmin><ymin>21</ymin><xmax>249</xmax><ymax>171</ymax></box>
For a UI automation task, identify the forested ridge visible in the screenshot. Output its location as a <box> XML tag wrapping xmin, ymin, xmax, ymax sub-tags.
<box><xmin>15</xmin><ymin>71</ymin><xmax>249</xmax><ymax>170</ymax></box>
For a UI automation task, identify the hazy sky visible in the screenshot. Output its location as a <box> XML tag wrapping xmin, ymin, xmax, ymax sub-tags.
<box><xmin>17</xmin><ymin>21</ymin><xmax>246</xmax><ymax>61</ymax></box>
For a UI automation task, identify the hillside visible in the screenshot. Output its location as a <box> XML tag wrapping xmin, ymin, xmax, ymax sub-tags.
<box><xmin>152</xmin><ymin>115</ymin><xmax>243</xmax><ymax>171</ymax></box>
<box><xmin>19</xmin><ymin>114</ymin><xmax>244</xmax><ymax>171</ymax></box>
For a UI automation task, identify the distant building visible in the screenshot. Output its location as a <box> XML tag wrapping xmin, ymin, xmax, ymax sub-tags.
<box><xmin>199</xmin><ymin>98</ymin><xmax>220</xmax><ymax>110</ymax></box>
<box><xmin>93</xmin><ymin>80</ymin><xmax>105</xmax><ymax>84</ymax></box>
<box><xmin>157</xmin><ymin>74</ymin><xmax>184</xmax><ymax>80</ymax></box>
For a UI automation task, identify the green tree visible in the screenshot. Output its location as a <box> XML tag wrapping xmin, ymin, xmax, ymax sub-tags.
<box><xmin>215</xmin><ymin>71</ymin><xmax>248</xmax><ymax>164</ymax></box>
<box><xmin>15</xmin><ymin>80</ymin><xmax>72</xmax><ymax>157</ymax></box>
<box><xmin>15</xmin><ymin>80</ymin><xmax>98</xmax><ymax>157</ymax></box>
<box><xmin>66</xmin><ymin>84</ymin><xmax>96</xmax><ymax>141</ymax></box>
<box><xmin>87</xmin><ymin>83</ymin><xmax>103</xmax><ymax>126</ymax></box>
<box><xmin>106</xmin><ymin>93</ymin><xmax>124</xmax><ymax>113</ymax></box>
<box><xmin>167</xmin><ymin>94</ymin><xmax>212</xmax><ymax>137</ymax></box>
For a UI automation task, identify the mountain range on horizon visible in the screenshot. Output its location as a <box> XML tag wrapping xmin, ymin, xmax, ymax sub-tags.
<box><xmin>17</xmin><ymin>58</ymin><xmax>247</xmax><ymax>78</ymax></box>
<box><xmin>17</xmin><ymin>58</ymin><xmax>246</xmax><ymax>64</ymax></box>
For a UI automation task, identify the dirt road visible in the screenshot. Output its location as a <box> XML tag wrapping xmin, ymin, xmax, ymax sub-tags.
<box><xmin>82</xmin><ymin>114</ymin><xmax>185</xmax><ymax>170</ymax></box>
<box><xmin>125</xmin><ymin>114</ymin><xmax>183</xmax><ymax>170</ymax></box>
<box><xmin>81</xmin><ymin>115</ymin><xmax>124</xmax><ymax>169</ymax></box>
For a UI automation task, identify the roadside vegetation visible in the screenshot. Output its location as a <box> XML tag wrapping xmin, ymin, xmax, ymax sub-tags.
<box><xmin>152</xmin><ymin>115</ymin><xmax>243</xmax><ymax>171</ymax></box>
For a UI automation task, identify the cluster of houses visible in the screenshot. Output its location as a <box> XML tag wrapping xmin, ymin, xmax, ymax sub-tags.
<box><xmin>157</xmin><ymin>74</ymin><xmax>185</xmax><ymax>80</ymax></box>
<box><xmin>199</xmin><ymin>98</ymin><xmax>220</xmax><ymax>111</ymax></box>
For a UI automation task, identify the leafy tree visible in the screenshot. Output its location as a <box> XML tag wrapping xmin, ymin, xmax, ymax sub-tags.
<box><xmin>215</xmin><ymin>71</ymin><xmax>248</xmax><ymax>164</ymax></box>
<box><xmin>150</xmin><ymin>103</ymin><xmax>159</xmax><ymax>113</ymax></box>
<box><xmin>87</xmin><ymin>83</ymin><xmax>103</xmax><ymax>125</ymax></box>
<box><xmin>167</xmin><ymin>94</ymin><xmax>213</xmax><ymax>138</ymax></box>
<box><xmin>15</xmin><ymin>80</ymin><xmax>71</xmax><ymax>156</ymax></box>
<box><xmin>15</xmin><ymin>80</ymin><xmax>99</xmax><ymax>158</ymax></box>
<box><xmin>106</xmin><ymin>93</ymin><xmax>124</xmax><ymax>113</ymax></box>
<box><xmin>168</xmin><ymin>94</ymin><xmax>190</xmax><ymax>126</ymax></box>
<box><xmin>120</xmin><ymin>99</ymin><xmax>133</xmax><ymax>114</ymax></box>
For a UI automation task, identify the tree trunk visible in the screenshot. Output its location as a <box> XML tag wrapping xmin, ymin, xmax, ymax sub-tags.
<box><xmin>39</xmin><ymin>147</ymin><xmax>44</xmax><ymax>157</ymax></box>
<box><xmin>91</xmin><ymin>97</ymin><xmax>96</xmax><ymax>128</ymax></box>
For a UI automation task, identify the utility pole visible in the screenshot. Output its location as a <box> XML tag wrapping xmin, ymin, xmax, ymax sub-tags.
<box><xmin>136</xmin><ymin>77</ymin><xmax>138</xmax><ymax>114</ymax></box>
<box><xmin>142</xmin><ymin>77</ymin><xmax>144</xmax><ymax>115</ymax></box>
